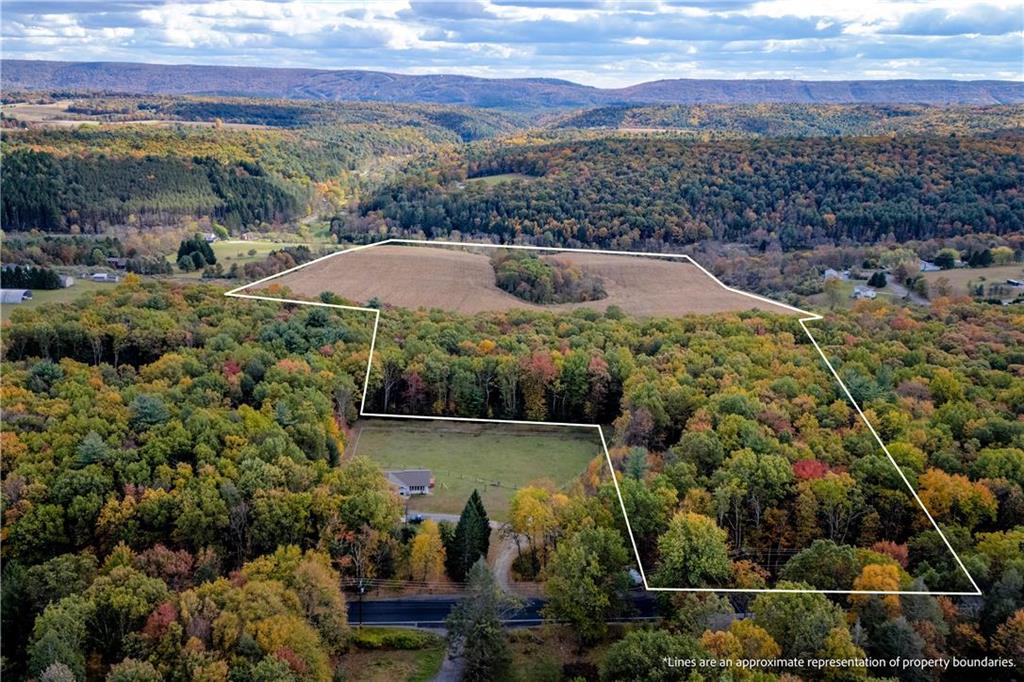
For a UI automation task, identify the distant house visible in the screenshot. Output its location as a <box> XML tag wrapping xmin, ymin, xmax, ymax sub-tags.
<box><xmin>1007</xmin><ymin>279</ymin><xmax>1023</xmax><ymax>287</ymax></box>
<box><xmin>204</xmin><ymin>232</ymin><xmax>219</xmax><ymax>243</ymax></box>
<box><xmin>851</xmin><ymin>285</ymin><xmax>877</xmax><ymax>300</ymax></box>
<box><xmin>90</xmin><ymin>272</ymin><xmax>120</xmax><ymax>283</ymax></box>
<box><xmin>0</xmin><ymin>289</ymin><xmax>33</xmax><ymax>304</ymax></box>
<box><xmin>106</xmin><ymin>257</ymin><xmax>129</xmax><ymax>270</ymax></box>
<box><xmin>59</xmin><ymin>275</ymin><xmax>75</xmax><ymax>288</ymax></box>
<box><xmin>919</xmin><ymin>260</ymin><xmax>941</xmax><ymax>273</ymax></box>
<box><xmin>385</xmin><ymin>469</ymin><xmax>435</xmax><ymax>497</ymax></box>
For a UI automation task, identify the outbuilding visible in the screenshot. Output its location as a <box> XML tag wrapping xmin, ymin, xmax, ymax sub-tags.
<box><xmin>0</xmin><ymin>289</ymin><xmax>33</xmax><ymax>304</ymax></box>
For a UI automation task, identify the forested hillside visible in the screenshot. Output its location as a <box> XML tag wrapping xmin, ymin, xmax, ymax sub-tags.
<box><xmin>5</xmin><ymin>60</ymin><xmax>1023</xmax><ymax>107</ymax></box>
<box><xmin>3</xmin><ymin>95</ymin><xmax>523</xmax><ymax>141</ymax></box>
<box><xmin>555</xmin><ymin>103</ymin><xmax>1024</xmax><ymax>137</ymax></box>
<box><xmin>3</xmin><ymin>280</ymin><xmax>1023</xmax><ymax>678</ymax></box>
<box><xmin>0</xmin><ymin>97</ymin><xmax>523</xmax><ymax>232</ymax></box>
<box><xmin>345</xmin><ymin>133</ymin><xmax>1024</xmax><ymax>250</ymax></box>
<box><xmin>1</xmin><ymin>281</ymin><xmax>379</xmax><ymax>678</ymax></box>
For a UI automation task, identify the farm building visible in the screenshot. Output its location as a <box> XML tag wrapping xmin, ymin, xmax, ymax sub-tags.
<box><xmin>59</xmin><ymin>275</ymin><xmax>75</xmax><ymax>288</ymax></box>
<box><xmin>0</xmin><ymin>289</ymin><xmax>33</xmax><ymax>304</ymax></box>
<box><xmin>385</xmin><ymin>469</ymin><xmax>434</xmax><ymax>497</ymax></box>
<box><xmin>90</xmin><ymin>273</ymin><xmax>120</xmax><ymax>283</ymax></box>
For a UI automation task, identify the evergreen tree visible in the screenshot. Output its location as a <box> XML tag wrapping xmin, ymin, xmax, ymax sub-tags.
<box><xmin>445</xmin><ymin>490</ymin><xmax>491</xmax><ymax>581</ymax></box>
<box><xmin>625</xmin><ymin>447</ymin><xmax>649</xmax><ymax>480</ymax></box>
<box><xmin>177</xmin><ymin>234</ymin><xmax>217</xmax><ymax>271</ymax></box>
<box><xmin>75</xmin><ymin>432</ymin><xmax>109</xmax><ymax>468</ymax></box>
<box><xmin>445</xmin><ymin>559</ymin><xmax>520</xmax><ymax>682</ymax></box>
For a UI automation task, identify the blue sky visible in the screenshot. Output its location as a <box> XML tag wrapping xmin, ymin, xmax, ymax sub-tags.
<box><xmin>2</xmin><ymin>1</ymin><xmax>1021</xmax><ymax>86</ymax></box>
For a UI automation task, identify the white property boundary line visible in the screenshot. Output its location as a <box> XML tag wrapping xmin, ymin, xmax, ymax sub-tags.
<box><xmin>226</xmin><ymin>238</ymin><xmax>981</xmax><ymax>596</ymax></box>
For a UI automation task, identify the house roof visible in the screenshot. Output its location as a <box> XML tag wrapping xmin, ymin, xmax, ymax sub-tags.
<box><xmin>386</xmin><ymin>469</ymin><xmax>432</xmax><ymax>488</ymax></box>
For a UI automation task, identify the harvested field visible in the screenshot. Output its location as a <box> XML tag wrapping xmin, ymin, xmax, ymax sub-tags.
<box><xmin>2</xmin><ymin>101</ymin><xmax>269</xmax><ymax>129</ymax></box>
<box><xmin>264</xmin><ymin>244</ymin><xmax>797</xmax><ymax>317</ymax></box>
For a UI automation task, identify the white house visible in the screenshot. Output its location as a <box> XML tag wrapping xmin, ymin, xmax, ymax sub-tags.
<box><xmin>90</xmin><ymin>272</ymin><xmax>120</xmax><ymax>283</ymax></box>
<box><xmin>919</xmin><ymin>260</ymin><xmax>941</xmax><ymax>273</ymax></box>
<box><xmin>851</xmin><ymin>285</ymin><xmax>877</xmax><ymax>300</ymax></box>
<box><xmin>385</xmin><ymin>469</ymin><xmax>435</xmax><ymax>497</ymax></box>
<box><xmin>59</xmin><ymin>275</ymin><xmax>75</xmax><ymax>288</ymax></box>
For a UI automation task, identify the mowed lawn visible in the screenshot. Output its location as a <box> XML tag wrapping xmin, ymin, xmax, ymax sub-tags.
<box><xmin>1</xmin><ymin>280</ymin><xmax>115</xmax><ymax>322</ymax></box>
<box><xmin>349</xmin><ymin>420</ymin><xmax>603</xmax><ymax>521</ymax></box>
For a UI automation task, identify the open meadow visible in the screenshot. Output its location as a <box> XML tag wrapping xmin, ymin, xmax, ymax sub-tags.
<box><xmin>1</xmin><ymin>279</ymin><xmax>113</xmax><ymax>322</ymax></box>
<box><xmin>922</xmin><ymin>263</ymin><xmax>1024</xmax><ymax>297</ymax></box>
<box><xmin>1</xmin><ymin>100</ymin><xmax>269</xmax><ymax>129</ymax></box>
<box><xmin>348</xmin><ymin>419</ymin><xmax>603</xmax><ymax>521</ymax></box>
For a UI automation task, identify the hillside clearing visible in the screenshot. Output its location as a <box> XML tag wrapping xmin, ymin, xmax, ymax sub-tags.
<box><xmin>264</xmin><ymin>244</ymin><xmax>797</xmax><ymax>317</ymax></box>
<box><xmin>922</xmin><ymin>263</ymin><xmax>1024</xmax><ymax>297</ymax></box>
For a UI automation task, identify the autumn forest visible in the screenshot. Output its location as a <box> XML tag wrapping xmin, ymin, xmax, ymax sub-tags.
<box><xmin>1</xmin><ymin>88</ymin><xmax>1023</xmax><ymax>682</ymax></box>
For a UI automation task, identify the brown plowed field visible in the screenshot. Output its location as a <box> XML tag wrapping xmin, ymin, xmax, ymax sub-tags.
<box><xmin>263</xmin><ymin>244</ymin><xmax>798</xmax><ymax>317</ymax></box>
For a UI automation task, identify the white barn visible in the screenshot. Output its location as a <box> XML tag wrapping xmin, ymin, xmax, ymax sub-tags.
<box><xmin>0</xmin><ymin>289</ymin><xmax>33</xmax><ymax>304</ymax></box>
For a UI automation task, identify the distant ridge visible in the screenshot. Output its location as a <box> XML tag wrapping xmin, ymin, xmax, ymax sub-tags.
<box><xmin>4</xmin><ymin>60</ymin><xmax>1022</xmax><ymax>108</ymax></box>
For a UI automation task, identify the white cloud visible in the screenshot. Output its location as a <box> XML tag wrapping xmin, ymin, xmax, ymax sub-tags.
<box><xmin>0</xmin><ymin>0</ymin><xmax>1019</xmax><ymax>84</ymax></box>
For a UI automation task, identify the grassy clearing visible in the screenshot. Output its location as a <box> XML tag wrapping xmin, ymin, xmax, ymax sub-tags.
<box><xmin>350</xmin><ymin>419</ymin><xmax>602</xmax><ymax>521</ymax></box>
<box><xmin>1</xmin><ymin>102</ymin><xmax>269</xmax><ymax>129</ymax></box>
<box><xmin>338</xmin><ymin>628</ymin><xmax>445</xmax><ymax>682</ymax></box>
<box><xmin>164</xmin><ymin>239</ymin><xmax>317</xmax><ymax>281</ymax></box>
<box><xmin>501</xmin><ymin>625</ymin><xmax>617</xmax><ymax>682</ymax></box>
<box><xmin>806</xmin><ymin>277</ymin><xmax>909</xmax><ymax>311</ymax></box>
<box><xmin>922</xmin><ymin>263</ymin><xmax>1024</xmax><ymax>297</ymax></box>
<box><xmin>1</xmin><ymin>280</ymin><xmax>114</xmax><ymax>322</ymax></box>
<box><xmin>466</xmin><ymin>173</ymin><xmax>536</xmax><ymax>186</ymax></box>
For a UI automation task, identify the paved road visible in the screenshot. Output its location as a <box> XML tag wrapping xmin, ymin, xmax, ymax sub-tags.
<box><xmin>406</xmin><ymin>511</ymin><xmax>500</xmax><ymax>529</ymax></box>
<box><xmin>884</xmin><ymin>281</ymin><xmax>930</xmax><ymax>306</ymax></box>
<box><xmin>347</xmin><ymin>592</ymin><xmax>658</xmax><ymax>628</ymax></box>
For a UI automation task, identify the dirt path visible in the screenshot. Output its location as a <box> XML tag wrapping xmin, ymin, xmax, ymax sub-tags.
<box><xmin>432</xmin><ymin>643</ymin><xmax>463</xmax><ymax>682</ymax></box>
<box><xmin>494</xmin><ymin>533</ymin><xmax>519</xmax><ymax>593</ymax></box>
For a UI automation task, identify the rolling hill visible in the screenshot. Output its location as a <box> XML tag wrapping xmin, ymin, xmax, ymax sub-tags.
<box><xmin>4</xmin><ymin>59</ymin><xmax>1022</xmax><ymax>109</ymax></box>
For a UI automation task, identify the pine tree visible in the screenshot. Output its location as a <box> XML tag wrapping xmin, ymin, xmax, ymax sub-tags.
<box><xmin>446</xmin><ymin>559</ymin><xmax>521</xmax><ymax>681</ymax></box>
<box><xmin>446</xmin><ymin>490</ymin><xmax>491</xmax><ymax>581</ymax></box>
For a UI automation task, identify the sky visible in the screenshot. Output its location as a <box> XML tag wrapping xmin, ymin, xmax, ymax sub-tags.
<box><xmin>2</xmin><ymin>1</ymin><xmax>1022</xmax><ymax>86</ymax></box>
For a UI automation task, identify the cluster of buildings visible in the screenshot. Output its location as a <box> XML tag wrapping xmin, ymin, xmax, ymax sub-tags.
<box><xmin>822</xmin><ymin>268</ymin><xmax>879</xmax><ymax>300</ymax></box>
